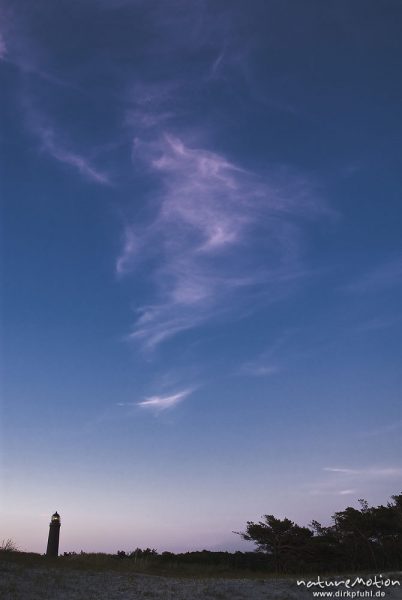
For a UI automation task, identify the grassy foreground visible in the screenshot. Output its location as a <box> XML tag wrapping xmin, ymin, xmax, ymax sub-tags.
<box><xmin>1</xmin><ymin>552</ymin><xmax>401</xmax><ymax>600</ymax></box>
<box><xmin>0</xmin><ymin>550</ymin><xmax>277</xmax><ymax>579</ymax></box>
<box><xmin>0</xmin><ymin>551</ymin><xmax>316</xmax><ymax>600</ymax></box>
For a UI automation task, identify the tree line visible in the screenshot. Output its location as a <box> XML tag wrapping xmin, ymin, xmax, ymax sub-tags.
<box><xmin>237</xmin><ymin>493</ymin><xmax>402</xmax><ymax>573</ymax></box>
<box><xmin>62</xmin><ymin>493</ymin><xmax>402</xmax><ymax>575</ymax></box>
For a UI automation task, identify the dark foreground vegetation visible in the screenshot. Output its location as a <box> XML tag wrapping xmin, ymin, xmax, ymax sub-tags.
<box><xmin>237</xmin><ymin>493</ymin><xmax>402</xmax><ymax>574</ymax></box>
<box><xmin>0</xmin><ymin>549</ymin><xmax>273</xmax><ymax>580</ymax></box>
<box><xmin>1</xmin><ymin>493</ymin><xmax>401</xmax><ymax>578</ymax></box>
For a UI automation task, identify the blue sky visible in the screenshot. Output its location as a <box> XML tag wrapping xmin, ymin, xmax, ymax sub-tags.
<box><xmin>1</xmin><ymin>0</ymin><xmax>402</xmax><ymax>554</ymax></box>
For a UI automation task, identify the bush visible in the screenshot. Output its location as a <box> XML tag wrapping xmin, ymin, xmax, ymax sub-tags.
<box><xmin>0</xmin><ymin>539</ymin><xmax>19</xmax><ymax>552</ymax></box>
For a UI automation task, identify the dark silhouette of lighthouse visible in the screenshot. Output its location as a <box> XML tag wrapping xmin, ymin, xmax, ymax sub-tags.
<box><xmin>46</xmin><ymin>511</ymin><xmax>61</xmax><ymax>557</ymax></box>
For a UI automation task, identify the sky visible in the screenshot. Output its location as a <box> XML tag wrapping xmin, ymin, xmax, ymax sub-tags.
<box><xmin>1</xmin><ymin>0</ymin><xmax>402</xmax><ymax>554</ymax></box>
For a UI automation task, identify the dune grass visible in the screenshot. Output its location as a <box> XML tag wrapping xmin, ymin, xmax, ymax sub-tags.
<box><xmin>0</xmin><ymin>550</ymin><xmax>275</xmax><ymax>580</ymax></box>
<box><xmin>1</xmin><ymin>551</ymin><xmax>401</xmax><ymax>600</ymax></box>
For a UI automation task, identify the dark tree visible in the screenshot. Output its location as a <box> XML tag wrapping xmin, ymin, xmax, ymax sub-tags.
<box><xmin>237</xmin><ymin>492</ymin><xmax>402</xmax><ymax>574</ymax></box>
<box><xmin>237</xmin><ymin>515</ymin><xmax>313</xmax><ymax>573</ymax></box>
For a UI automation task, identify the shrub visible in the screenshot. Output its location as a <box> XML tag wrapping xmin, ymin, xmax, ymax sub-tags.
<box><xmin>0</xmin><ymin>539</ymin><xmax>19</xmax><ymax>552</ymax></box>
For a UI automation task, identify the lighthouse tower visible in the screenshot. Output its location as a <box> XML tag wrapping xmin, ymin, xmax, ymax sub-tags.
<box><xmin>46</xmin><ymin>511</ymin><xmax>61</xmax><ymax>557</ymax></box>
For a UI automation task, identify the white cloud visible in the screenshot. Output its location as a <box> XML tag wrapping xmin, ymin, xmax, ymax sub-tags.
<box><xmin>324</xmin><ymin>468</ymin><xmax>358</xmax><ymax>474</ymax></box>
<box><xmin>138</xmin><ymin>389</ymin><xmax>193</xmax><ymax>411</ymax></box>
<box><xmin>241</xmin><ymin>363</ymin><xmax>280</xmax><ymax>377</ymax></box>
<box><xmin>209</xmin><ymin>50</ymin><xmax>225</xmax><ymax>78</ymax></box>
<box><xmin>310</xmin><ymin>488</ymin><xmax>356</xmax><ymax>496</ymax></box>
<box><xmin>37</xmin><ymin>125</ymin><xmax>111</xmax><ymax>185</ymax></box>
<box><xmin>116</xmin><ymin>228</ymin><xmax>139</xmax><ymax>276</ymax></box>
<box><xmin>118</xmin><ymin>133</ymin><xmax>328</xmax><ymax>349</ymax></box>
<box><xmin>309</xmin><ymin>465</ymin><xmax>402</xmax><ymax>497</ymax></box>
<box><xmin>22</xmin><ymin>102</ymin><xmax>111</xmax><ymax>185</ymax></box>
<box><xmin>324</xmin><ymin>467</ymin><xmax>402</xmax><ymax>478</ymax></box>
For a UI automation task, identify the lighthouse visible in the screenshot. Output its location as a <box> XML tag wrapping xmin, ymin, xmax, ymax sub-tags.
<box><xmin>46</xmin><ymin>511</ymin><xmax>61</xmax><ymax>557</ymax></box>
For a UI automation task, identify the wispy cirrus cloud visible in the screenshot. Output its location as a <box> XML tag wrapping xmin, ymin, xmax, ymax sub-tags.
<box><xmin>309</xmin><ymin>465</ymin><xmax>402</xmax><ymax>497</ymax></box>
<box><xmin>324</xmin><ymin>467</ymin><xmax>402</xmax><ymax>477</ymax></box>
<box><xmin>310</xmin><ymin>488</ymin><xmax>356</xmax><ymax>496</ymax></box>
<box><xmin>125</xmin><ymin>81</ymin><xmax>178</xmax><ymax>131</ymax></box>
<box><xmin>240</xmin><ymin>362</ymin><xmax>280</xmax><ymax>377</ymax></box>
<box><xmin>38</xmin><ymin>126</ymin><xmax>111</xmax><ymax>185</ymax></box>
<box><xmin>138</xmin><ymin>389</ymin><xmax>193</xmax><ymax>411</ymax></box>
<box><xmin>0</xmin><ymin>4</ymin><xmax>82</xmax><ymax>90</ymax></box>
<box><xmin>24</xmin><ymin>105</ymin><xmax>111</xmax><ymax>185</ymax></box>
<box><xmin>4</xmin><ymin>13</ymin><xmax>111</xmax><ymax>186</ymax></box>
<box><xmin>237</xmin><ymin>329</ymin><xmax>299</xmax><ymax>378</ymax></box>
<box><xmin>118</xmin><ymin>132</ymin><xmax>329</xmax><ymax>349</ymax></box>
